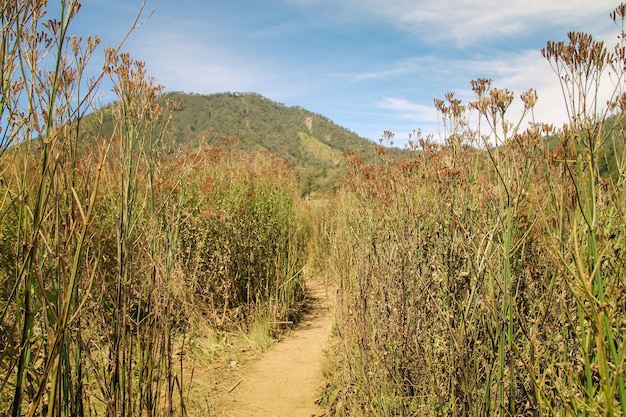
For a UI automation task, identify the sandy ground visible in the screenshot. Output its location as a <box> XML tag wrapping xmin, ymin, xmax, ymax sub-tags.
<box><xmin>218</xmin><ymin>281</ymin><xmax>333</xmax><ymax>417</ymax></box>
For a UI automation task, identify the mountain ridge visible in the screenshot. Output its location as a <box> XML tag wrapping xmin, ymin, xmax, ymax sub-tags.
<box><xmin>79</xmin><ymin>91</ymin><xmax>402</xmax><ymax>196</ymax></box>
<box><xmin>162</xmin><ymin>91</ymin><xmax>382</xmax><ymax>195</ymax></box>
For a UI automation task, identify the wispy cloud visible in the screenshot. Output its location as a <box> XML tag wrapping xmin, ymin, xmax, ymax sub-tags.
<box><xmin>297</xmin><ymin>0</ymin><xmax>619</xmax><ymax>46</ymax></box>
<box><xmin>381</xmin><ymin>0</ymin><xmax>612</xmax><ymax>45</ymax></box>
<box><xmin>128</xmin><ymin>34</ymin><xmax>257</xmax><ymax>92</ymax></box>
<box><xmin>126</xmin><ymin>29</ymin><xmax>311</xmax><ymax>101</ymax></box>
<box><xmin>362</xmin><ymin>48</ymin><xmax>580</xmax><ymax>140</ymax></box>
<box><xmin>379</xmin><ymin>97</ymin><xmax>439</xmax><ymax>122</ymax></box>
<box><xmin>341</xmin><ymin>56</ymin><xmax>438</xmax><ymax>82</ymax></box>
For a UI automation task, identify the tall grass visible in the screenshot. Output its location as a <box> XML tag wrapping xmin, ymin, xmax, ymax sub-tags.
<box><xmin>0</xmin><ymin>1</ymin><xmax>112</xmax><ymax>415</ymax></box>
<box><xmin>96</xmin><ymin>48</ymin><xmax>185</xmax><ymax>417</ymax></box>
<box><xmin>317</xmin><ymin>5</ymin><xmax>626</xmax><ymax>416</ymax></box>
<box><xmin>177</xmin><ymin>146</ymin><xmax>307</xmax><ymax>332</ymax></box>
<box><xmin>0</xmin><ymin>2</ymin><xmax>309</xmax><ymax>416</ymax></box>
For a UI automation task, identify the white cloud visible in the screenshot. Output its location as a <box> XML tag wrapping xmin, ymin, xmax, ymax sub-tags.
<box><xmin>379</xmin><ymin>97</ymin><xmax>439</xmax><ymax>123</ymax></box>
<box><xmin>148</xmin><ymin>53</ymin><xmax>259</xmax><ymax>93</ymax></box>
<box><xmin>369</xmin><ymin>45</ymin><xmax>625</xmax><ymax>143</ymax></box>
<box><xmin>337</xmin><ymin>0</ymin><xmax>619</xmax><ymax>46</ymax></box>
<box><xmin>341</xmin><ymin>56</ymin><xmax>440</xmax><ymax>81</ymax></box>
<box><xmin>125</xmin><ymin>30</ymin><xmax>310</xmax><ymax>100</ymax></box>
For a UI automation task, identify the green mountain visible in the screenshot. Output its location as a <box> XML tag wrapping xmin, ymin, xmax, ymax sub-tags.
<box><xmin>162</xmin><ymin>91</ymin><xmax>380</xmax><ymax>196</ymax></box>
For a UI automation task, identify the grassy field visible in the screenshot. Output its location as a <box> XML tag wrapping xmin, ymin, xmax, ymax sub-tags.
<box><xmin>2</xmin><ymin>1</ymin><xmax>626</xmax><ymax>416</ymax></box>
<box><xmin>312</xmin><ymin>26</ymin><xmax>626</xmax><ymax>416</ymax></box>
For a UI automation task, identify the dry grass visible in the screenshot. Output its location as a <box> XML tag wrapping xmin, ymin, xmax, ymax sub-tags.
<box><xmin>0</xmin><ymin>2</ymin><xmax>307</xmax><ymax>416</ymax></box>
<box><xmin>4</xmin><ymin>1</ymin><xmax>626</xmax><ymax>416</ymax></box>
<box><xmin>314</xmin><ymin>6</ymin><xmax>626</xmax><ymax>416</ymax></box>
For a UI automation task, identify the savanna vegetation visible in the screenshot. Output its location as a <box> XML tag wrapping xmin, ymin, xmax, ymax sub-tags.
<box><xmin>313</xmin><ymin>9</ymin><xmax>626</xmax><ymax>417</ymax></box>
<box><xmin>0</xmin><ymin>2</ymin><xmax>307</xmax><ymax>416</ymax></box>
<box><xmin>2</xmin><ymin>1</ymin><xmax>626</xmax><ymax>416</ymax></box>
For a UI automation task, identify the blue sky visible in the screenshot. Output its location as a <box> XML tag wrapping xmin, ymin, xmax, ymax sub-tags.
<box><xmin>70</xmin><ymin>0</ymin><xmax>620</xmax><ymax>145</ymax></box>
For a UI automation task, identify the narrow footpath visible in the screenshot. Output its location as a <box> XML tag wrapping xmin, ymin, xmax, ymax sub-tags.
<box><xmin>220</xmin><ymin>281</ymin><xmax>333</xmax><ymax>417</ymax></box>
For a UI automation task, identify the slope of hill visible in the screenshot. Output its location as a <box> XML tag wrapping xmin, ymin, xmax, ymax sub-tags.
<box><xmin>163</xmin><ymin>92</ymin><xmax>380</xmax><ymax>196</ymax></box>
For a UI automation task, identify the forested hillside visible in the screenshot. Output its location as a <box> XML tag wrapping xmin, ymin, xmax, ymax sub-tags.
<box><xmin>81</xmin><ymin>91</ymin><xmax>385</xmax><ymax>196</ymax></box>
<box><xmin>163</xmin><ymin>92</ymin><xmax>382</xmax><ymax>196</ymax></box>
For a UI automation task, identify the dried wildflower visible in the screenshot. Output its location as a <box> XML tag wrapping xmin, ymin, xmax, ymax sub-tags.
<box><xmin>612</xmin><ymin>3</ymin><xmax>626</xmax><ymax>20</ymax></box>
<box><xmin>489</xmin><ymin>88</ymin><xmax>514</xmax><ymax>114</ymax></box>
<box><xmin>374</xmin><ymin>145</ymin><xmax>387</xmax><ymax>157</ymax></box>
<box><xmin>379</xmin><ymin>130</ymin><xmax>395</xmax><ymax>147</ymax></box>
<box><xmin>520</xmin><ymin>88</ymin><xmax>538</xmax><ymax>110</ymax></box>
<box><xmin>469</xmin><ymin>78</ymin><xmax>493</xmax><ymax>115</ymax></box>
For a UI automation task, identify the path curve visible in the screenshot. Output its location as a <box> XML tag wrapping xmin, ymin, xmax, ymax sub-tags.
<box><xmin>221</xmin><ymin>281</ymin><xmax>332</xmax><ymax>417</ymax></box>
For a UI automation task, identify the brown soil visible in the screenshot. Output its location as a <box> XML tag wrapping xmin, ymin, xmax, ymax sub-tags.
<box><xmin>215</xmin><ymin>280</ymin><xmax>333</xmax><ymax>417</ymax></box>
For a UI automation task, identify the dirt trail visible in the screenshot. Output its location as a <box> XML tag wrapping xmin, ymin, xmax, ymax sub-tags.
<box><xmin>220</xmin><ymin>280</ymin><xmax>333</xmax><ymax>417</ymax></box>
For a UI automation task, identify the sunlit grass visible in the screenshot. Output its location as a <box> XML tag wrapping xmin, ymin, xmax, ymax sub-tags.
<box><xmin>0</xmin><ymin>2</ymin><xmax>307</xmax><ymax>416</ymax></box>
<box><xmin>316</xmin><ymin>6</ymin><xmax>626</xmax><ymax>416</ymax></box>
<box><xmin>3</xmin><ymin>1</ymin><xmax>626</xmax><ymax>417</ymax></box>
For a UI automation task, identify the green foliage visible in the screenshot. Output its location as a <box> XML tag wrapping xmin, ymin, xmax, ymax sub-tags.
<box><xmin>298</xmin><ymin>131</ymin><xmax>343</xmax><ymax>163</ymax></box>
<box><xmin>164</xmin><ymin>91</ymin><xmax>384</xmax><ymax>196</ymax></box>
<box><xmin>164</xmin><ymin>91</ymin><xmax>375</xmax><ymax>155</ymax></box>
